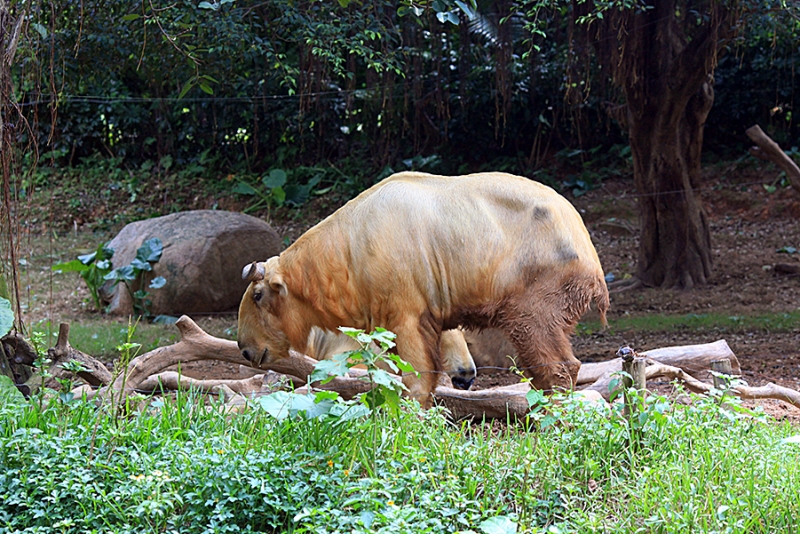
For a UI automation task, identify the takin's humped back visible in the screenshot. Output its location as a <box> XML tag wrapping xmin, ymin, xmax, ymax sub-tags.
<box><xmin>238</xmin><ymin>171</ymin><xmax>609</xmax><ymax>407</ymax></box>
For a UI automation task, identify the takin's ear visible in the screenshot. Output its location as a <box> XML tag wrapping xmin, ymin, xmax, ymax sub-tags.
<box><xmin>268</xmin><ymin>272</ymin><xmax>288</xmax><ymax>296</ymax></box>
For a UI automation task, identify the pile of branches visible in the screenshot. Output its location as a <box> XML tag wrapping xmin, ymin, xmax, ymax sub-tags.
<box><xmin>10</xmin><ymin>315</ymin><xmax>800</xmax><ymax>420</ymax></box>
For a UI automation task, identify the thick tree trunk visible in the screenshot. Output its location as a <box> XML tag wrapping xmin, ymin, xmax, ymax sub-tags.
<box><xmin>629</xmin><ymin>78</ymin><xmax>714</xmax><ymax>289</ymax></box>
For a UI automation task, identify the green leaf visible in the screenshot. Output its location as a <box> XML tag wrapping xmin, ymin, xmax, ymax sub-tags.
<box><xmin>178</xmin><ymin>78</ymin><xmax>195</xmax><ymax>99</ymax></box>
<box><xmin>32</xmin><ymin>23</ymin><xmax>48</xmax><ymax>39</ymax></box>
<box><xmin>199</xmin><ymin>83</ymin><xmax>214</xmax><ymax>95</ymax></box>
<box><xmin>198</xmin><ymin>1</ymin><xmax>217</xmax><ymax>10</ymax></box>
<box><xmin>121</xmin><ymin>13</ymin><xmax>141</xmax><ymax>21</ymax></box>
<box><xmin>310</xmin><ymin>356</ymin><xmax>351</xmax><ymax>384</ymax></box>
<box><xmin>386</xmin><ymin>353</ymin><xmax>414</xmax><ymax>373</ymax></box>
<box><xmin>271</xmin><ymin>186</ymin><xmax>286</xmax><ymax>206</ymax></box>
<box><xmin>0</xmin><ymin>297</ymin><xmax>13</xmax><ymax>337</ymax></box>
<box><xmin>136</xmin><ymin>238</ymin><xmax>164</xmax><ymax>263</ymax></box>
<box><xmin>52</xmin><ymin>259</ymin><xmax>88</xmax><ymax>273</ymax></box>
<box><xmin>283</xmin><ymin>183</ymin><xmax>311</xmax><ymax>207</ymax></box>
<box><xmin>262</xmin><ymin>169</ymin><xmax>288</xmax><ymax>189</ymax></box>
<box><xmin>130</xmin><ymin>258</ymin><xmax>153</xmax><ymax>272</ymax></box>
<box><xmin>541</xmin><ymin>414</ymin><xmax>558</xmax><ymax>428</ymax></box>
<box><xmin>149</xmin><ymin>276</ymin><xmax>166</xmax><ymax>289</ymax></box>
<box><xmin>0</xmin><ymin>375</ymin><xmax>26</xmax><ymax>408</ymax></box>
<box><xmin>368</xmin><ymin>369</ymin><xmax>403</xmax><ymax>390</ymax></box>
<box><xmin>105</xmin><ymin>265</ymin><xmax>136</xmax><ymax>283</ymax></box>
<box><xmin>258</xmin><ymin>391</ymin><xmax>294</xmax><ymax>421</ymax></box>
<box><xmin>232</xmin><ymin>182</ymin><xmax>258</xmax><ymax>195</ymax></box>
<box><xmin>479</xmin><ymin>516</ymin><xmax>518</xmax><ymax>534</ymax></box>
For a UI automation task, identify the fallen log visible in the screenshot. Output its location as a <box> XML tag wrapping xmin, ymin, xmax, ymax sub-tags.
<box><xmin>578</xmin><ymin>340</ymin><xmax>740</xmax><ymax>384</ymax></box>
<box><xmin>746</xmin><ymin>124</ymin><xmax>800</xmax><ymax>193</ymax></box>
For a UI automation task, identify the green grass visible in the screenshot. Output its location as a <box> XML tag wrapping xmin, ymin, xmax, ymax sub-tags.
<box><xmin>2</xmin><ymin>386</ymin><xmax>800</xmax><ymax>533</ymax></box>
<box><xmin>579</xmin><ymin>310</ymin><xmax>800</xmax><ymax>336</ymax></box>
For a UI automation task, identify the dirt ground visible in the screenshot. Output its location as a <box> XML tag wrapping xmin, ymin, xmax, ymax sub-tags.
<box><xmin>14</xmin><ymin>160</ymin><xmax>800</xmax><ymax>419</ymax></box>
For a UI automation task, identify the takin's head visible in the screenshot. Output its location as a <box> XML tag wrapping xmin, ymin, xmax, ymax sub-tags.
<box><xmin>440</xmin><ymin>328</ymin><xmax>477</xmax><ymax>390</ymax></box>
<box><xmin>237</xmin><ymin>257</ymin><xmax>297</xmax><ymax>367</ymax></box>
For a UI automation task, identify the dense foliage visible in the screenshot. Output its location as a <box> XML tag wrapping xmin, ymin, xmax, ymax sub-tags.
<box><xmin>12</xmin><ymin>0</ymin><xmax>797</xmax><ymax>184</ymax></box>
<box><xmin>2</xmin><ymin>382</ymin><xmax>800</xmax><ymax>533</ymax></box>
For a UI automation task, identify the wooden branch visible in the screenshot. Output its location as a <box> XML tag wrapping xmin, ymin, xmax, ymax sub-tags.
<box><xmin>644</xmin><ymin>363</ymin><xmax>800</xmax><ymax>410</ymax></box>
<box><xmin>746</xmin><ymin>124</ymin><xmax>800</xmax><ymax>193</ymax></box>
<box><xmin>47</xmin><ymin>323</ymin><xmax>113</xmax><ymax>388</ymax></box>
<box><xmin>578</xmin><ymin>340</ymin><xmax>740</xmax><ymax>384</ymax></box>
<box><xmin>137</xmin><ymin>371</ymin><xmax>292</xmax><ymax>396</ymax></box>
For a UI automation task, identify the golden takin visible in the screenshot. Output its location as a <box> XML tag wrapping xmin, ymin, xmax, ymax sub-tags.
<box><xmin>238</xmin><ymin>171</ymin><xmax>609</xmax><ymax>406</ymax></box>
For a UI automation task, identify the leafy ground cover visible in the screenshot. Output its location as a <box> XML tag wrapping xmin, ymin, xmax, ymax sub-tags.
<box><xmin>2</xmin><ymin>382</ymin><xmax>800</xmax><ymax>533</ymax></box>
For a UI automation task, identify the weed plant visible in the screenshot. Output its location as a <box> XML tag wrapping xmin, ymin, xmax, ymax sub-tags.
<box><xmin>2</xmin><ymin>380</ymin><xmax>800</xmax><ymax>533</ymax></box>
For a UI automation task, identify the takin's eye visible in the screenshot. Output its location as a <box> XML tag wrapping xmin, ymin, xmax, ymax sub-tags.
<box><xmin>253</xmin><ymin>290</ymin><xmax>263</xmax><ymax>303</ymax></box>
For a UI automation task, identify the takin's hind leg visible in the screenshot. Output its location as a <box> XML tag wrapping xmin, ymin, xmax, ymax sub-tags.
<box><xmin>502</xmin><ymin>318</ymin><xmax>580</xmax><ymax>393</ymax></box>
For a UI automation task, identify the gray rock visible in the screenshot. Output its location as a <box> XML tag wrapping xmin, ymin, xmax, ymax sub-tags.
<box><xmin>102</xmin><ymin>210</ymin><xmax>282</xmax><ymax>316</ymax></box>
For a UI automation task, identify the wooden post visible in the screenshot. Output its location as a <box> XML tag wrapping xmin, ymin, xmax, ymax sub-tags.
<box><xmin>619</xmin><ymin>346</ymin><xmax>646</xmax><ymax>416</ymax></box>
<box><xmin>711</xmin><ymin>358</ymin><xmax>733</xmax><ymax>389</ymax></box>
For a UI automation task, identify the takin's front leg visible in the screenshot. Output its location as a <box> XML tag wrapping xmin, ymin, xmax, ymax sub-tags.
<box><xmin>392</xmin><ymin>319</ymin><xmax>441</xmax><ymax>409</ymax></box>
<box><xmin>501</xmin><ymin>301</ymin><xmax>581</xmax><ymax>393</ymax></box>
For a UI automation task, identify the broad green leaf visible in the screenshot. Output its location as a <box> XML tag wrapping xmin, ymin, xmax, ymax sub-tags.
<box><xmin>130</xmin><ymin>258</ymin><xmax>153</xmax><ymax>272</ymax></box>
<box><xmin>258</xmin><ymin>391</ymin><xmax>293</xmax><ymax>421</ymax></box>
<box><xmin>314</xmin><ymin>390</ymin><xmax>340</xmax><ymax>402</ymax></box>
<box><xmin>77</xmin><ymin>251</ymin><xmax>97</xmax><ymax>265</ymax></box>
<box><xmin>52</xmin><ymin>259</ymin><xmax>88</xmax><ymax>273</ymax></box>
<box><xmin>283</xmin><ymin>183</ymin><xmax>311</xmax><ymax>207</ymax></box>
<box><xmin>368</xmin><ymin>369</ymin><xmax>405</xmax><ymax>391</ymax></box>
<box><xmin>479</xmin><ymin>515</ymin><xmax>518</xmax><ymax>534</ymax></box>
<box><xmin>105</xmin><ymin>265</ymin><xmax>136</xmax><ymax>282</ymax></box>
<box><xmin>271</xmin><ymin>186</ymin><xmax>286</xmax><ymax>206</ymax></box>
<box><xmin>232</xmin><ymin>182</ymin><xmax>258</xmax><ymax>195</ymax></box>
<box><xmin>198</xmin><ymin>1</ymin><xmax>217</xmax><ymax>10</ymax></box>
<box><xmin>199</xmin><ymin>83</ymin><xmax>214</xmax><ymax>95</ymax></box>
<box><xmin>0</xmin><ymin>375</ymin><xmax>26</xmax><ymax>408</ymax></box>
<box><xmin>338</xmin><ymin>326</ymin><xmax>361</xmax><ymax>337</ymax></box>
<box><xmin>136</xmin><ymin>238</ymin><xmax>164</xmax><ymax>263</ymax></box>
<box><xmin>386</xmin><ymin>353</ymin><xmax>414</xmax><ymax>373</ymax></box>
<box><xmin>526</xmin><ymin>389</ymin><xmax>545</xmax><ymax>409</ymax></box>
<box><xmin>262</xmin><ymin>169</ymin><xmax>287</xmax><ymax>189</ymax></box>
<box><xmin>310</xmin><ymin>357</ymin><xmax>350</xmax><ymax>384</ymax></box>
<box><xmin>0</xmin><ymin>297</ymin><xmax>13</xmax><ymax>337</ymax></box>
<box><xmin>328</xmin><ymin>402</ymin><xmax>370</xmax><ymax>421</ymax></box>
<box><xmin>149</xmin><ymin>276</ymin><xmax>167</xmax><ymax>289</ymax></box>
<box><xmin>121</xmin><ymin>13</ymin><xmax>141</xmax><ymax>21</ymax></box>
<box><xmin>541</xmin><ymin>414</ymin><xmax>558</xmax><ymax>428</ymax></box>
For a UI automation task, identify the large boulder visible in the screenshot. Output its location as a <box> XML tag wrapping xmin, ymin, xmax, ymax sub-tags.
<box><xmin>101</xmin><ymin>211</ymin><xmax>282</xmax><ymax>316</ymax></box>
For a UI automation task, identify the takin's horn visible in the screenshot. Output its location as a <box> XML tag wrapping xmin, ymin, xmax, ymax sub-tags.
<box><xmin>242</xmin><ymin>262</ymin><xmax>266</xmax><ymax>282</ymax></box>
